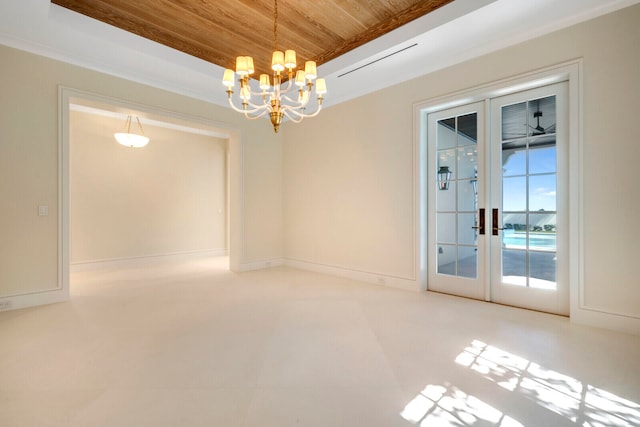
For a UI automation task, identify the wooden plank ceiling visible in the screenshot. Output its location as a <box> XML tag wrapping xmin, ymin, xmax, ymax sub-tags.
<box><xmin>51</xmin><ymin>0</ymin><xmax>453</xmax><ymax>78</ymax></box>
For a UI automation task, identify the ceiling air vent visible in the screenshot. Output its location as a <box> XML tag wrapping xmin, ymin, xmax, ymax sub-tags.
<box><xmin>337</xmin><ymin>43</ymin><xmax>418</xmax><ymax>78</ymax></box>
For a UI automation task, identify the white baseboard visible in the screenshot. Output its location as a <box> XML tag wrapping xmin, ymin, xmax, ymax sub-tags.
<box><xmin>571</xmin><ymin>306</ymin><xmax>640</xmax><ymax>336</ymax></box>
<box><xmin>70</xmin><ymin>249</ymin><xmax>228</xmax><ymax>272</ymax></box>
<box><xmin>283</xmin><ymin>258</ymin><xmax>419</xmax><ymax>292</ymax></box>
<box><xmin>0</xmin><ymin>287</ymin><xmax>68</xmax><ymax>313</ymax></box>
<box><xmin>237</xmin><ymin>258</ymin><xmax>284</xmax><ymax>272</ymax></box>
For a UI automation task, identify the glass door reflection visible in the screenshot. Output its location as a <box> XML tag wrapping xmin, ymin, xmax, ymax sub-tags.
<box><xmin>500</xmin><ymin>95</ymin><xmax>557</xmax><ymax>289</ymax></box>
<box><xmin>436</xmin><ymin>113</ymin><xmax>479</xmax><ymax>279</ymax></box>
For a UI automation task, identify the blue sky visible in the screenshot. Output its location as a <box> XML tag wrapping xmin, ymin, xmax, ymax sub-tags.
<box><xmin>503</xmin><ymin>146</ymin><xmax>556</xmax><ymax>212</ymax></box>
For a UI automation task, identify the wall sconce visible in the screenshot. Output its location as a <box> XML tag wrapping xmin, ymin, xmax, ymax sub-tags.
<box><xmin>114</xmin><ymin>115</ymin><xmax>149</xmax><ymax>148</ymax></box>
<box><xmin>438</xmin><ymin>166</ymin><xmax>452</xmax><ymax>190</ymax></box>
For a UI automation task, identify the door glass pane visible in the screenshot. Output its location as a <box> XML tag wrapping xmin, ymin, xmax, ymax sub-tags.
<box><xmin>438</xmin><ymin>244</ymin><xmax>456</xmax><ymax>275</ymax></box>
<box><xmin>458</xmin><ymin>213</ymin><xmax>478</xmax><ymax>245</ymax></box>
<box><xmin>529</xmin><ymin>174</ymin><xmax>556</xmax><ymax>212</ymax></box>
<box><xmin>503</xmin><ymin>212</ymin><xmax>526</xmax><ymax>231</ymax></box>
<box><xmin>438</xmin><ymin>148</ymin><xmax>456</xmax><ymax>180</ymax></box>
<box><xmin>435</xmin><ymin>111</ymin><xmax>478</xmax><ymax>279</ymax></box>
<box><xmin>527</xmin><ymin>96</ymin><xmax>556</xmax><ymax>137</ymax></box>
<box><xmin>529</xmin><ymin>214</ymin><xmax>556</xmax><ymax>251</ymax></box>
<box><xmin>529</xmin><ymin>145</ymin><xmax>556</xmax><ymax>174</ymax></box>
<box><xmin>437</xmin><ymin>118</ymin><xmax>456</xmax><ymax>149</ymax></box>
<box><xmin>503</xmin><ymin>213</ymin><xmax>526</xmax><ymax>249</ymax></box>
<box><xmin>458</xmin><ymin>179</ymin><xmax>476</xmax><ymax>212</ymax></box>
<box><xmin>502</xmin><ymin>249</ymin><xmax>526</xmax><ymax>286</ymax></box>
<box><xmin>503</xmin><ymin>177</ymin><xmax>527</xmax><ymax>211</ymax></box>
<box><xmin>500</xmin><ymin>95</ymin><xmax>557</xmax><ymax>289</ymax></box>
<box><xmin>502</xmin><ymin>148</ymin><xmax>526</xmax><ymax>176</ymax></box>
<box><xmin>437</xmin><ymin>181</ymin><xmax>456</xmax><ymax>212</ymax></box>
<box><xmin>529</xmin><ymin>252</ymin><xmax>556</xmax><ymax>289</ymax></box>
<box><xmin>457</xmin><ymin>113</ymin><xmax>477</xmax><ymax>146</ymax></box>
<box><xmin>457</xmin><ymin>146</ymin><xmax>477</xmax><ymax>179</ymax></box>
<box><xmin>437</xmin><ymin>213</ymin><xmax>456</xmax><ymax>244</ymax></box>
<box><xmin>458</xmin><ymin>246</ymin><xmax>477</xmax><ymax>279</ymax></box>
<box><xmin>502</xmin><ymin>102</ymin><xmax>526</xmax><ymax>140</ymax></box>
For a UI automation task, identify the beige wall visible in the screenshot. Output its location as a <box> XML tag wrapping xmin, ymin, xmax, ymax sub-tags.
<box><xmin>284</xmin><ymin>88</ymin><xmax>415</xmax><ymax>279</ymax></box>
<box><xmin>70</xmin><ymin>111</ymin><xmax>227</xmax><ymax>263</ymax></box>
<box><xmin>0</xmin><ymin>44</ymin><xmax>283</xmax><ymax>298</ymax></box>
<box><xmin>2</xmin><ymin>4</ymin><xmax>639</xmax><ymax>329</ymax></box>
<box><xmin>283</xmin><ymin>5</ymin><xmax>640</xmax><ymax>319</ymax></box>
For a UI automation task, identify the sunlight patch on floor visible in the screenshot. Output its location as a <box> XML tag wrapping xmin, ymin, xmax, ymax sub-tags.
<box><xmin>400</xmin><ymin>383</ymin><xmax>523</xmax><ymax>426</ymax></box>
<box><xmin>455</xmin><ymin>340</ymin><xmax>640</xmax><ymax>426</ymax></box>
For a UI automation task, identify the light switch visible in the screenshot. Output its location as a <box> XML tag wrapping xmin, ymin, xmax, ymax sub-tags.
<box><xmin>38</xmin><ymin>205</ymin><xmax>48</xmax><ymax>216</ymax></box>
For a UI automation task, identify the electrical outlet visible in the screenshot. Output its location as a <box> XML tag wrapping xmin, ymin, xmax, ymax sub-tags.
<box><xmin>0</xmin><ymin>300</ymin><xmax>12</xmax><ymax>311</ymax></box>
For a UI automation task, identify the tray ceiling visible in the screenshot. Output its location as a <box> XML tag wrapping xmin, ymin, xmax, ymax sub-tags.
<box><xmin>51</xmin><ymin>0</ymin><xmax>454</xmax><ymax>79</ymax></box>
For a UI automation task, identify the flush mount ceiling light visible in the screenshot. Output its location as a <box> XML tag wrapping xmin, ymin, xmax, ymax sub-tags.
<box><xmin>222</xmin><ymin>0</ymin><xmax>326</xmax><ymax>133</ymax></box>
<box><xmin>114</xmin><ymin>115</ymin><xmax>149</xmax><ymax>148</ymax></box>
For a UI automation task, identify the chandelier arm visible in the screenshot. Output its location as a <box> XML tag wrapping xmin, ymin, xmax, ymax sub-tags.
<box><xmin>239</xmin><ymin>78</ymin><xmax>272</xmax><ymax>99</ymax></box>
<box><xmin>305</xmin><ymin>105</ymin><xmax>323</xmax><ymax>118</ymax></box>
<box><xmin>227</xmin><ymin>99</ymin><xmax>256</xmax><ymax>114</ymax></box>
<box><xmin>236</xmin><ymin>85</ymin><xmax>272</xmax><ymax>110</ymax></box>
<box><xmin>282</xmin><ymin>109</ymin><xmax>305</xmax><ymax>123</ymax></box>
<box><xmin>278</xmin><ymin>78</ymin><xmax>295</xmax><ymax>94</ymax></box>
<box><xmin>281</xmin><ymin>99</ymin><xmax>304</xmax><ymax>110</ymax></box>
<box><xmin>227</xmin><ymin>97</ymin><xmax>268</xmax><ymax>115</ymax></box>
<box><xmin>244</xmin><ymin>109</ymin><xmax>270</xmax><ymax>120</ymax></box>
<box><xmin>247</xmin><ymin>87</ymin><xmax>272</xmax><ymax>98</ymax></box>
<box><xmin>245</xmin><ymin>98</ymin><xmax>273</xmax><ymax>111</ymax></box>
<box><xmin>281</xmin><ymin>94</ymin><xmax>311</xmax><ymax>109</ymax></box>
<box><xmin>281</xmin><ymin>94</ymin><xmax>302</xmax><ymax>104</ymax></box>
<box><xmin>230</xmin><ymin>100</ymin><xmax>270</xmax><ymax>120</ymax></box>
<box><xmin>246</xmin><ymin>89</ymin><xmax>264</xmax><ymax>97</ymax></box>
<box><xmin>283</xmin><ymin>103</ymin><xmax>323</xmax><ymax>119</ymax></box>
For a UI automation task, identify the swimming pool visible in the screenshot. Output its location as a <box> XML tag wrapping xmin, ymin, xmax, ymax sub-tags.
<box><xmin>503</xmin><ymin>230</ymin><xmax>556</xmax><ymax>250</ymax></box>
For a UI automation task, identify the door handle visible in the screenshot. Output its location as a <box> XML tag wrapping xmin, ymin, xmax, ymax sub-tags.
<box><xmin>492</xmin><ymin>208</ymin><xmax>504</xmax><ymax>235</ymax></box>
<box><xmin>471</xmin><ymin>208</ymin><xmax>485</xmax><ymax>235</ymax></box>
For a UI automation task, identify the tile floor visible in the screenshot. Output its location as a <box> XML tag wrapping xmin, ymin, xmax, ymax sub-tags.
<box><xmin>1</xmin><ymin>256</ymin><xmax>639</xmax><ymax>426</ymax></box>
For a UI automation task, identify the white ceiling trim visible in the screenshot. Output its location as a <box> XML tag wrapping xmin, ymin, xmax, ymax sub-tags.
<box><xmin>70</xmin><ymin>104</ymin><xmax>231</xmax><ymax>139</ymax></box>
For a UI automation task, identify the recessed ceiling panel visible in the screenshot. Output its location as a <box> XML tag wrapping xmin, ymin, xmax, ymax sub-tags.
<box><xmin>50</xmin><ymin>0</ymin><xmax>454</xmax><ymax>78</ymax></box>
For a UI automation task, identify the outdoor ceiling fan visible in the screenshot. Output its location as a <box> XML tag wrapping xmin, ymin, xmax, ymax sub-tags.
<box><xmin>529</xmin><ymin>100</ymin><xmax>556</xmax><ymax>136</ymax></box>
<box><xmin>502</xmin><ymin>97</ymin><xmax>557</xmax><ymax>140</ymax></box>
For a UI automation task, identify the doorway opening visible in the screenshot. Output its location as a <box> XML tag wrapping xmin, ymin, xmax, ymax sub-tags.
<box><xmin>69</xmin><ymin>103</ymin><xmax>230</xmax><ymax>267</ymax></box>
<box><xmin>59</xmin><ymin>87</ymin><xmax>244</xmax><ymax>299</ymax></box>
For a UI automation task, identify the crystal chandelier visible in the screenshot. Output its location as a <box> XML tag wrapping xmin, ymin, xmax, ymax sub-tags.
<box><xmin>222</xmin><ymin>0</ymin><xmax>327</xmax><ymax>133</ymax></box>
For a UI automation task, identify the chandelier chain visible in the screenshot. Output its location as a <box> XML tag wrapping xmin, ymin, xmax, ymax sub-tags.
<box><xmin>273</xmin><ymin>0</ymin><xmax>278</xmax><ymax>52</ymax></box>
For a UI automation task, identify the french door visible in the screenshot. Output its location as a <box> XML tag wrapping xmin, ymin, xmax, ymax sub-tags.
<box><xmin>427</xmin><ymin>83</ymin><xmax>569</xmax><ymax>315</ymax></box>
<box><xmin>489</xmin><ymin>83</ymin><xmax>569</xmax><ymax>315</ymax></box>
<box><xmin>427</xmin><ymin>101</ymin><xmax>486</xmax><ymax>300</ymax></box>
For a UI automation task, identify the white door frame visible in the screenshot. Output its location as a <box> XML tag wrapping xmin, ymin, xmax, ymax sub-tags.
<box><xmin>414</xmin><ymin>60</ymin><xmax>582</xmax><ymax>316</ymax></box>
<box><xmin>58</xmin><ymin>85</ymin><xmax>245</xmax><ymax>271</ymax></box>
<box><xmin>0</xmin><ymin>86</ymin><xmax>246</xmax><ymax>311</ymax></box>
<box><xmin>54</xmin><ymin>87</ymin><xmax>243</xmax><ymax>310</ymax></box>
